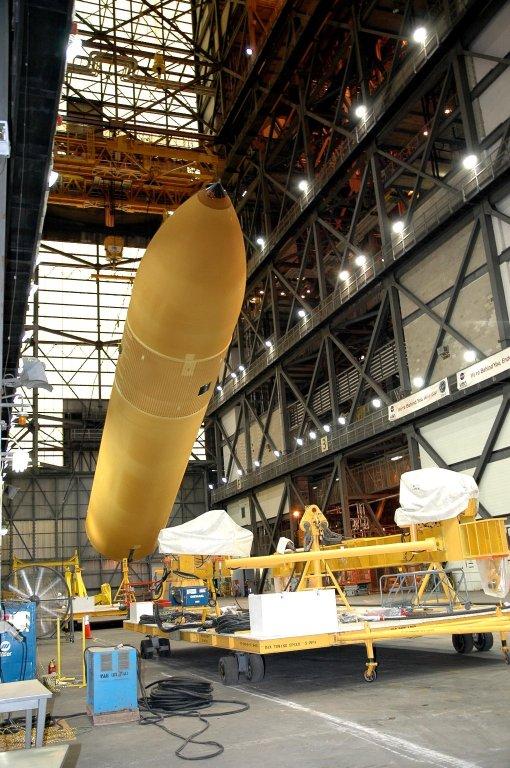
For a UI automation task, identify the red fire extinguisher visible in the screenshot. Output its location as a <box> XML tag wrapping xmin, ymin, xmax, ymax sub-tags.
<box><xmin>48</xmin><ymin>659</ymin><xmax>56</xmax><ymax>674</ymax></box>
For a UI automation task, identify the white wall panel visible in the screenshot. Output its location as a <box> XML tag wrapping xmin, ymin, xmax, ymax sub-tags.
<box><xmin>420</xmin><ymin>396</ymin><xmax>503</xmax><ymax>464</ymax></box>
<box><xmin>477</xmin><ymin>458</ymin><xmax>510</xmax><ymax>517</ymax></box>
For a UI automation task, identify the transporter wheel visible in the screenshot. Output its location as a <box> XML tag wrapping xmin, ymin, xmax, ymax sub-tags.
<box><xmin>473</xmin><ymin>633</ymin><xmax>494</xmax><ymax>652</ymax></box>
<box><xmin>452</xmin><ymin>633</ymin><xmax>474</xmax><ymax>654</ymax></box>
<box><xmin>363</xmin><ymin>669</ymin><xmax>377</xmax><ymax>683</ymax></box>
<box><xmin>219</xmin><ymin>655</ymin><xmax>239</xmax><ymax>685</ymax></box>
<box><xmin>158</xmin><ymin>638</ymin><xmax>171</xmax><ymax>658</ymax></box>
<box><xmin>140</xmin><ymin>638</ymin><xmax>155</xmax><ymax>660</ymax></box>
<box><xmin>246</xmin><ymin>654</ymin><xmax>265</xmax><ymax>683</ymax></box>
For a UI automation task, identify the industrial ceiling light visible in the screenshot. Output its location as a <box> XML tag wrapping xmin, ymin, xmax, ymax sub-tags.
<box><xmin>273</xmin><ymin>450</ymin><xmax>281</xmax><ymax>457</ymax></box>
<box><xmin>208</xmin><ymin>483</ymin><xmax>213</xmax><ymax>490</ymax></box>
<box><xmin>296</xmin><ymin>437</ymin><xmax>304</xmax><ymax>446</ymax></box>
<box><xmin>292</xmin><ymin>510</ymin><xmax>300</xmax><ymax>518</ymax></box>
<box><xmin>354</xmin><ymin>253</ymin><xmax>366</xmax><ymax>267</ymax></box>
<box><xmin>48</xmin><ymin>170</ymin><xmax>59</xmax><ymax>188</ymax></box>
<box><xmin>2</xmin><ymin>357</ymin><xmax>52</xmax><ymax>392</ymax></box>
<box><xmin>372</xmin><ymin>397</ymin><xmax>382</xmax><ymax>408</ymax></box>
<box><xmin>238</xmin><ymin>365</ymin><xmax>245</xmax><ymax>372</ymax></box>
<box><xmin>216</xmin><ymin>385</ymin><xmax>222</xmax><ymax>392</ymax></box>
<box><xmin>237</xmin><ymin>468</ymin><xmax>243</xmax><ymax>475</ymax></box>
<box><xmin>11</xmin><ymin>448</ymin><xmax>29</xmax><ymax>474</ymax></box>
<box><xmin>221</xmin><ymin>476</ymin><xmax>228</xmax><ymax>483</ymax></box>
<box><xmin>254</xmin><ymin>460</ymin><xmax>260</xmax><ymax>467</ymax></box>
<box><xmin>309</xmin><ymin>430</ymin><xmax>317</xmax><ymax>439</ymax></box>
<box><xmin>337</xmin><ymin>415</ymin><xmax>346</xmax><ymax>425</ymax></box>
<box><xmin>323</xmin><ymin>424</ymin><xmax>331</xmax><ymax>433</ymax></box>
<box><xmin>463</xmin><ymin>349</ymin><xmax>477</xmax><ymax>363</ymax></box>
<box><xmin>256</xmin><ymin>236</ymin><xmax>266</xmax><ymax>247</ymax></box>
<box><xmin>412</xmin><ymin>26</ymin><xmax>428</xmax><ymax>44</ymax></box>
<box><xmin>339</xmin><ymin>270</ymin><xmax>349</xmax><ymax>281</ymax></box>
<box><xmin>462</xmin><ymin>154</ymin><xmax>478</xmax><ymax>170</ymax></box>
<box><xmin>444</xmin><ymin>107</ymin><xmax>452</xmax><ymax>115</ymax></box>
<box><xmin>392</xmin><ymin>219</ymin><xmax>405</xmax><ymax>234</ymax></box>
<box><xmin>230</xmin><ymin>371</ymin><xmax>237</xmax><ymax>379</ymax></box>
<box><xmin>297</xmin><ymin>309</ymin><xmax>306</xmax><ymax>318</ymax></box>
<box><xmin>354</xmin><ymin>104</ymin><xmax>367</xmax><ymax>119</ymax></box>
<box><xmin>66</xmin><ymin>31</ymin><xmax>86</xmax><ymax>63</ymax></box>
<box><xmin>412</xmin><ymin>376</ymin><xmax>424</xmax><ymax>388</ymax></box>
<box><xmin>298</xmin><ymin>179</ymin><xmax>309</xmax><ymax>193</ymax></box>
<box><xmin>245</xmin><ymin>46</ymin><xmax>253</xmax><ymax>56</ymax></box>
<box><xmin>280</xmin><ymin>291</ymin><xmax>285</xmax><ymax>296</ymax></box>
<box><xmin>264</xmin><ymin>339</ymin><xmax>273</xmax><ymax>348</ymax></box>
<box><xmin>390</xmin><ymin>455</ymin><xmax>403</xmax><ymax>462</ymax></box>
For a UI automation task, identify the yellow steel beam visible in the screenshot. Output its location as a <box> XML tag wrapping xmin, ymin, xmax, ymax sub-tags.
<box><xmin>226</xmin><ymin>537</ymin><xmax>440</xmax><ymax>570</ymax></box>
<box><xmin>49</xmin><ymin>131</ymin><xmax>224</xmax><ymax>214</ymax></box>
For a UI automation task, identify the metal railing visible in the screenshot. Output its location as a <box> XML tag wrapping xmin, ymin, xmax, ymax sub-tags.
<box><xmin>245</xmin><ymin>0</ymin><xmax>470</xmax><ymax>279</ymax></box>
<box><xmin>211</xmin><ymin>397</ymin><xmax>392</xmax><ymax>503</ymax></box>
<box><xmin>210</xmin><ymin>138</ymin><xmax>510</xmax><ymax>415</ymax></box>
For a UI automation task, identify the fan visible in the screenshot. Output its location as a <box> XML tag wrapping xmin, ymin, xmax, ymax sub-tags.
<box><xmin>6</xmin><ymin>565</ymin><xmax>71</xmax><ymax>639</ymax></box>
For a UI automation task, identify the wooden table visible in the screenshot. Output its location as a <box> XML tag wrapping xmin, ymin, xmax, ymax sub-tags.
<box><xmin>0</xmin><ymin>745</ymin><xmax>69</xmax><ymax>767</ymax></box>
<box><xmin>0</xmin><ymin>680</ymin><xmax>52</xmax><ymax>748</ymax></box>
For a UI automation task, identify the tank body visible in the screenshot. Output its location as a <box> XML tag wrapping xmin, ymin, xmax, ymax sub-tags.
<box><xmin>85</xmin><ymin>185</ymin><xmax>246</xmax><ymax>560</ymax></box>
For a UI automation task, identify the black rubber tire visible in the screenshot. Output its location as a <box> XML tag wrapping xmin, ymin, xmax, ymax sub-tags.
<box><xmin>246</xmin><ymin>654</ymin><xmax>265</xmax><ymax>683</ymax></box>
<box><xmin>219</xmin><ymin>655</ymin><xmax>239</xmax><ymax>685</ymax></box>
<box><xmin>140</xmin><ymin>638</ymin><xmax>155</xmax><ymax>659</ymax></box>
<box><xmin>363</xmin><ymin>669</ymin><xmax>377</xmax><ymax>682</ymax></box>
<box><xmin>452</xmin><ymin>633</ymin><xmax>474</xmax><ymax>653</ymax></box>
<box><xmin>473</xmin><ymin>632</ymin><xmax>494</xmax><ymax>652</ymax></box>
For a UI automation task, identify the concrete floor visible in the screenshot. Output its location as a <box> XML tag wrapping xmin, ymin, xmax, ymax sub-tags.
<box><xmin>36</xmin><ymin>612</ymin><xmax>510</xmax><ymax>768</ymax></box>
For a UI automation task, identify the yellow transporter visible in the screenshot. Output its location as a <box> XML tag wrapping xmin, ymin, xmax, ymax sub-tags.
<box><xmin>86</xmin><ymin>184</ymin><xmax>246</xmax><ymax>561</ymax></box>
<box><xmin>126</xmin><ymin>494</ymin><xmax>510</xmax><ymax>685</ymax></box>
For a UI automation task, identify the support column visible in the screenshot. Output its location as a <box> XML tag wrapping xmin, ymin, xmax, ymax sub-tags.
<box><xmin>387</xmin><ymin>282</ymin><xmax>411</xmax><ymax>395</ymax></box>
<box><xmin>480</xmin><ymin>205</ymin><xmax>510</xmax><ymax>348</ymax></box>
<box><xmin>338</xmin><ymin>456</ymin><xmax>351</xmax><ymax>537</ymax></box>
<box><xmin>0</xmin><ymin>0</ymin><xmax>9</xmax><ymax>585</ymax></box>
<box><xmin>405</xmin><ymin>427</ymin><xmax>421</xmax><ymax>470</ymax></box>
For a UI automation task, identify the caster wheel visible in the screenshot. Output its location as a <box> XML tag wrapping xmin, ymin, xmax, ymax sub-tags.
<box><xmin>473</xmin><ymin>633</ymin><xmax>494</xmax><ymax>652</ymax></box>
<box><xmin>158</xmin><ymin>638</ymin><xmax>171</xmax><ymax>658</ymax></box>
<box><xmin>219</xmin><ymin>655</ymin><xmax>239</xmax><ymax>685</ymax></box>
<box><xmin>452</xmin><ymin>633</ymin><xmax>474</xmax><ymax>654</ymax></box>
<box><xmin>363</xmin><ymin>669</ymin><xmax>377</xmax><ymax>683</ymax></box>
<box><xmin>246</xmin><ymin>654</ymin><xmax>265</xmax><ymax>683</ymax></box>
<box><xmin>140</xmin><ymin>638</ymin><xmax>155</xmax><ymax>660</ymax></box>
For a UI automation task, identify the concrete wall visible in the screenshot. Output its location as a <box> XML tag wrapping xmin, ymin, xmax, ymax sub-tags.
<box><xmin>226</xmin><ymin>482</ymin><xmax>288</xmax><ymax>526</ymax></box>
<box><xmin>401</xmin><ymin>218</ymin><xmax>499</xmax><ymax>387</ymax></box>
<box><xmin>469</xmin><ymin>2</ymin><xmax>510</xmax><ymax>144</ymax></box>
<box><xmin>418</xmin><ymin>394</ymin><xmax>510</xmax><ymax>517</ymax></box>
<box><xmin>220</xmin><ymin>404</ymin><xmax>285</xmax><ymax>481</ymax></box>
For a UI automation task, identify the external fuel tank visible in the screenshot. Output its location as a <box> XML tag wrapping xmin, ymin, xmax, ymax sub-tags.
<box><xmin>85</xmin><ymin>184</ymin><xmax>246</xmax><ymax>561</ymax></box>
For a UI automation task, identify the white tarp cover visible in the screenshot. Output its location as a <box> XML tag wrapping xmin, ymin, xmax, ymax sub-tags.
<box><xmin>158</xmin><ymin>509</ymin><xmax>253</xmax><ymax>557</ymax></box>
<box><xmin>395</xmin><ymin>468</ymin><xmax>479</xmax><ymax>527</ymax></box>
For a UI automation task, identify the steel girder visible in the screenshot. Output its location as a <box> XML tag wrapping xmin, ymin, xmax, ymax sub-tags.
<box><xmin>205</xmin><ymin>0</ymin><xmax>510</xmax><ymax>542</ymax></box>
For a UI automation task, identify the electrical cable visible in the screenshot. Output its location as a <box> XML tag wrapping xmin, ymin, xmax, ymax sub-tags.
<box><xmin>138</xmin><ymin>673</ymin><xmax>249</xmax><ymax>761</ymax></box>
<box><xmin>211</xmin><ymin>613</ymin><xmax>250</xmax><ymax>634</ymax></box>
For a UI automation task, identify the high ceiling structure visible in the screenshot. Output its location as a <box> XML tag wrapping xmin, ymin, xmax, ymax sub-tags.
<box><xmin>47</xmin><ymin>0</ymin><xmax>222</xmax><ymax>237</ymax></box>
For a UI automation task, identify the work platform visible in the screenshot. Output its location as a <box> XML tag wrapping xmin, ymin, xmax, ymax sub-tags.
<box><xmin>125</xmin><ymin>604</ymin><xmax>510</xmax><ymax>684</ymax></box>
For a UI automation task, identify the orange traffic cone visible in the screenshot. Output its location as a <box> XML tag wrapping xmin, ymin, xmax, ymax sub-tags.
<box><xmin>84</xmin><ymin>615</ymin><xmax>92</xmax><ymax>640</ymax></box>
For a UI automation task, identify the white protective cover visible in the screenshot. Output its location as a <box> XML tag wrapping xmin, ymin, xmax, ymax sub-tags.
<box><xmin>157</xmin><ymin>509</ymin><xmax>253</xmax><ymax>557</ymax></box>
<box><xmin>394</xmin><ymin>468</ymin><xmax>478</xmax><ymax>527</ymax></box>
